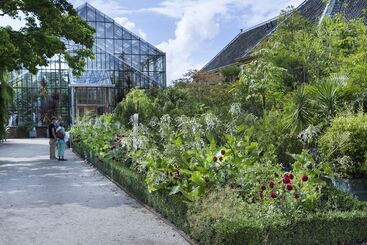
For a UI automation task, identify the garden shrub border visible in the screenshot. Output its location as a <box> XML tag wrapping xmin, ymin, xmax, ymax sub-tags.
<box><xmin>72</xmin><ymin>142</ymin><xmax>367</xmax><ymax>245</ymax></box>
<box><xmin>209</xmin><ymin>211</ymin><xmax>367</xmax><ymax>244</ymax></box>
<box><xmin>72</xmin><ymin>142</ymin><xmax>189</xmax><ymax>233</ymax></box>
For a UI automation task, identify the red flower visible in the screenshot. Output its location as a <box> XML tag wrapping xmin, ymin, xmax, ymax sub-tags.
<box><xmin>302</xmin><ymin>175</ymin><xmax>308</xmax><ymax>182</ymax></box>
<box><xmin>269</xmin><ymin>181</ymin><xmax>275</xmax><ymax>188</ymax></box>
<box><xmin>283</xmin><ymin>176</ymin><xmax>291</xmax><ymax>184</ymax></box>
<box><xmin>221</xmin><ymin>149</ymin><xmax>226</xmax><ymax>155</ymax></box>
<box><xmin>286</xmin><ymin>184</ymin><xmax>293</xmax><ymax>191</ymax></box>
<box><xmin>270</xmin><ymin>192</ymin><xmax>277</xmax><ymax>198</ymax></box>
<box><xmin>289</xmin><ymin>174</ymin><xmax>294</xmax><ymax>180</ymax></box>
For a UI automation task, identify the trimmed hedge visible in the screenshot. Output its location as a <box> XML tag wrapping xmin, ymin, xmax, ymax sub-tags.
<box><xmin>72</xmin><ymin>143</ymin><xmax>367</xmax><ymax>245</ymax></box>
<box><xmin>72</xmin><ymin>143</ymin><xmax>189</xmax><ymax>233</ymax></box>
<box><xmin>212</xmin><ymin>212</ymin><xmax>367</xmax><ymax>244</ymax></box>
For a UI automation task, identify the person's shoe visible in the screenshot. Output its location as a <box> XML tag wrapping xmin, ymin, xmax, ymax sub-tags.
<box><xmin>61</xmin><ymin>159</ymin><xmax>67</xmax><ymax>161</ymax></box>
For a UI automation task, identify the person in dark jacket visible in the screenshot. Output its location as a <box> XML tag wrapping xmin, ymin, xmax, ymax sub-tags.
<box><xmin>48</xmin><ymin>116</ymin><xmax>57</xmax><ymax>160</ymax></box>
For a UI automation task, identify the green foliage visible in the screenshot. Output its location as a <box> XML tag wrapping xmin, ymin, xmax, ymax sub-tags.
<box><xmin>220</xmin><ymin>65</ymin><xmax>241</xmax><ymax>83</ymax></box>
<box><xmin>188</xmin><ymin>186</ymin><xmax>367</xmax><ymax>245</ymax></box>
<box><xmin>0</xmin><ymin>0</ymin><xmax>95</xmax><ymax>140</ymax></box>
<box><xmin>319</xmin><ymin>113</ymin><xmax>367</xmax><ymax>177</ymax></box>
<box><xmin>70</xmin><ymin>7</ymin><xmax>367</xmax><ymax>244</ymax></box>
<box><xmin>0</xmin><ymin>73</ymin><xmax>13</xmax><ymax>141</ymax></box>
<box><xmin>236</xmin><ymin>59</ymin><xmax>286</xmax><ymax>113</ymax></box>
<box><xmin>114</xmin><ymin>89</ymin><xmax>155</xmax><ymax>127</ymax></box>
<box><xmin>0</xmin><ymin>0</ymin><xmax>95</xmax><ymax>75</ymax></box>
<box><xmin>286</xmin><ymin>86</ymin><xmax>312</xmax><ymax>133</ymax></box>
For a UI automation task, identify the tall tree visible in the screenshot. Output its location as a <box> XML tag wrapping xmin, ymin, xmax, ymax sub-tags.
<box><xmin>0</xmin><ymin>0</ymin><xmax>95</xmax><ymax>139</ymax></box>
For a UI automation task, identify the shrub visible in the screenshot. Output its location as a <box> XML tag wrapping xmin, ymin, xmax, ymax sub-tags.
<box><xmin>319</xmin><ymin>113</ymin><xmax>367</xmax><ymax>177</ymax></box>
<box><xmin>114</xmin><ymin>89</ymin><xmax>155</xmax><ymax>127</ymax></box>
<box><xmin>188</xmin><ymin>187</ymin><xmax>367</xmax><ymax>245</ymax></box>
<box><xmin>220</xmin><ymin>65</ymin><xmax>241</xmax><ymax>83</ymax></box>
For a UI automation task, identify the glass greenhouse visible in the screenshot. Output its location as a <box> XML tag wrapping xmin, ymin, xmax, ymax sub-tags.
<box><xmin>7</xmin><ymin>3</ymin><xmax>166</xmax><ymax>129</ymax></box>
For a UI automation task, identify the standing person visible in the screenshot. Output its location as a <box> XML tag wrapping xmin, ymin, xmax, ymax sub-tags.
<box><xmin>48</xmin><ymin>116</ymin><xmax>57</xmax><ymax>160</ymax></box>
<box><xmin>56</xmin><ymin>121</ymin><xmax>66</xmax><ymax>161</ymax></box>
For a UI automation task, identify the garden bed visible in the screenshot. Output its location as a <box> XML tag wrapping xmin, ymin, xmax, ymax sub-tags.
<box><xmin>72</xmin><ymin>142</ymin><xmax>367</xmax><ymax>245</ymax></box>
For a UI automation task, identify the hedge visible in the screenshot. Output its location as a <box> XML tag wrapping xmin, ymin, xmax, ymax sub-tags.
<box><xmin>72</xmin><ymin>143</ymin><xmax>189</xmax><ymax>233</ymax></box>
<box><xmin>210</xmin><ymin>212</ymin><xmax>367</xmax><ymax>245</ymax></box>
<box><xmin>72</xmin><ymin>142</ymin><xmax>367</xmax><ymax>245</ymax></box>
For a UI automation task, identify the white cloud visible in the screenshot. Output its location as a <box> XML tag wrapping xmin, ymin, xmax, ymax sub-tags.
<box><xmin>114</xmin><ymin>17</ymin><xmax>148</xmax><ymax>40</ymax></box>
<box><xmin>155</xmin><ymin>0</ymin><xmax>230</xmax><ymax>84</ymax></box>
<box><xmin>149</xmin><ymin>0</ymin><xmax>305</xmax><ymax>84</ymax></box>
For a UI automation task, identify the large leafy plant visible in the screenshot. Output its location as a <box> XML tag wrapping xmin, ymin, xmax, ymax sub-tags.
<box><xmin>319</xmin><ymin>113</ymin><xmax>367</xmax><ymax>178</ymax></box>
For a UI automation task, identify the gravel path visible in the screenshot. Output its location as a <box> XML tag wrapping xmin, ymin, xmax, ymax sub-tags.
<box><xmin>0</xmin><ymin>139</ymin><xmax>189</xmax><ymax>245</ymax></box>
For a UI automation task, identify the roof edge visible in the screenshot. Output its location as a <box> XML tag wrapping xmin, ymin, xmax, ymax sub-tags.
<box><xmin>76</xmin><ymin>2</ymin><xmax>166</xmax><ymax>55</ymax></box>
<box><xmin>201</xmin><ymin>0</ymin><xmax>329</xmax><ymax>72</ymax></box>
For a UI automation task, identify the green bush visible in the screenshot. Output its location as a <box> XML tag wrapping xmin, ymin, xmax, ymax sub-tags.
<box><xmin>188</xmin><ymin>188</ymin><xmax>367</xmax><ymax>245</ymax></box>
<box><xmin>114</xmin><ymin>89</ymin><xmax>155</xmax><ymax>127</ymax></box>
<box><xmin>319</xmin><ymin>113</ymin><xmax>367</xmax><ymax>177</ymax></box>
<box><xmin>220</xmin><ymin>65</ymin><xmax>241</xmax><ymax>83</ymax></box>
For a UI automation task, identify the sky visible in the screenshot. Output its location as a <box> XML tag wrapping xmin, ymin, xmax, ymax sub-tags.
<box><xmin>0</xmin><ymin>0</ymin><xmax>305</xmax><ymax>84</ymax></box>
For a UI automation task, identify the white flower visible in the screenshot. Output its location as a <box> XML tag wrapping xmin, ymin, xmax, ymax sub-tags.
<box><xmin>204</xmin><ymin>113</ymin><xmax>219</xmax><ymax>131</ymax></box>
<box><xmin>229</xmin><ymin>103</ymin><xmax>242</xmax><ymax>117</ymax></box>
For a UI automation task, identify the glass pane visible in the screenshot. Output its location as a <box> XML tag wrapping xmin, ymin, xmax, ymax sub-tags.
<box><xmin>114</xmin><ymin>27</ymin><xmax>122</xmax><ymax>39</ymax></box>
<box><xmin>123</xmin><ymin>41</ymin><xmax>132</xmax><ymax>54</ymax></box>
<box><xmin>123</xmin><ymin>30</ymin><xmax>132</xmax><ymax>39</ymax></box>
<box><xmin>96</xmin><ymin>11</ymin><xmax>105</xmax><ymax>22</ymax></box>
<box><xmin>141</xmin><ymin>42</ymin><xmax>148</xmax><ymax>54</ymax></box>
<box><xmin>149</xmin><ymin>47</ymin><xmax>158</xmax><ymax>55</ymax></box>
<box><xmin>124</xmin><ymin>55</ymin><xmax>132</xmax><ymax>66</ymax></box>
<box><xmin>105</xmin><ymin>22</ymin><xmax>113</xmax><ymax>38</ymax></box>
<box><xmin>96</xmin><ymin>22</ymin><xmax>105</xmax><ymax>38</ymax></box>
<box><xmin>106</xmin><ymin>39</ymin><xmax>113</xmax><ymax>53</ymax></box>
<box><xmin>131</xmin><ymin>55</ymin><xmax>140</xmax><ymax>69</ymax></box>
<box><xmin>132</xmin><ymin>40</ymin><xmax>140</xmax><ymax>54</ymax></box>
<box><xmin>86</xmin><ymin>6</ymin><xmax>96</xmax><ymax>21</ymax></box>
<box><xmin>78</xmin><ymin>7</ymin><xmax>86</xmax><ymax>19</ymax></box>
<box><xmin>114</xmin><ymin>39</ymin><xmax>122</xmax><ymax>54</ymax></box>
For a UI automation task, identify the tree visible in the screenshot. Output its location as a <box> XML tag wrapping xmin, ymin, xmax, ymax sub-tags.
<box><xmin>0</xmin><ymin>0</ymin><xmax>94</xmax><ymax>75</ymax></box>
<box><xmin>220</xmin><ymin>65</ymin><xmax>241</xmax><ymax>83</ymax></box>
<box><xmin>0</xmin><ymin>0</ymin><xmax>95</xmax><ymax>139</ymax></box>
<box><xmin>0</xmin><ymin>78</ymin><xmax>13</xmax><ymax>141</ymax></box>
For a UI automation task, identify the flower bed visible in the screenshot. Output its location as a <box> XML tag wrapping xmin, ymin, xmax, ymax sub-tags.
<box><xmin>72</xmin><ymin>141</ymin><xmax>367</xmax><ymax>244</ymax></box>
